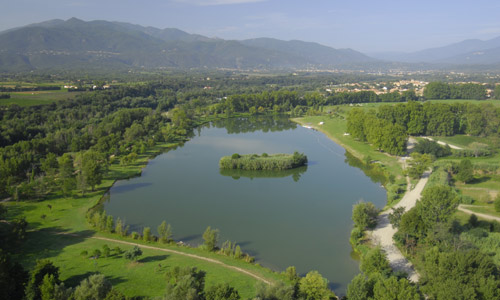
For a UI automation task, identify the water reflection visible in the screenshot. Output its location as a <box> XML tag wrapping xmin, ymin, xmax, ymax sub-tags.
<box><xmin>219</xmin><ymin>166</ymin><xmax>308</xmax><ymax>182</ymax></box>
<box><xmin>209</xmin><ymin>115</ymin><xmax>297</xmax><ymax>134</ymax></box>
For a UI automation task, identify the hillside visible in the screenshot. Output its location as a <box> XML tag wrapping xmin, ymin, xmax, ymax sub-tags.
<box><xmin>0</xmin><ymin>18</ymin><xmax>374</xmax><ymax>71</ymax></box>
<box><xmin>371</xmin><ymin>36</ymin><xmax>500</xmax><ymax>64</ymax></box>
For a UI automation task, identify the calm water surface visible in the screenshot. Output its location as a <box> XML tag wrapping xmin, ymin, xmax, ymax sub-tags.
<box><xmin>105</xmin><ymin>116</ymin><xmax>386</xmax><ymax>294</ymax></box>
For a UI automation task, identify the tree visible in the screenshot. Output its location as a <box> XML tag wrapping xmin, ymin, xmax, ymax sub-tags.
<box><xmin>407</xmin><ymin>152</ymin><xmax>433</xmax><ymax>179</ymax></box>
<box><xmin>80</xmin><ymin>150</ymin><xmax>106</xmax><ymax>191</ymax></box>
<box><xmin>347</xmin><ymin>108</ymin><xmax>367</xmax><ymax>141</ymax></box>
<box><xmin>352</xmin><ymin>202</ymin><xmax>379</xmax><ymax>230</ymax></box>
<box><xmin>124</xmin><ymin>246</ymin><xmax>142</xmax><ymax>261</ymax></box>
<box><xmin>495</xmin><ymin>194</ymin><xmax>500</xmax><ymax>212</ymax></box>
<box><xmin>73</xmin><ymin>274</ymin><xmax>112</xmax><ymax>300</ymax></box>
<box><xmin>388</xmin><ymin>207</ymin><xmax>405</xmax><ymax>229</ymax></box>
<box><xmin>360</xmin><ymin>247</ymin><xmax>391</xmax><ymax>277</ymax></box>
<box><xmin>203</xmin><ymin>226</ymin><xmax>219</xmax><ymax>251</ymax></box>
<box><xmin>346</xmin><ymin>274</ymin><xmax>374</xmax><ymax>300</ymax></box>
<box><xmin>0</xmin><ymin>249</ymin><xmax>28</xmax><ymax>300</ymax></box>
<box><xmin>143</xmin><ymin>227</ymin><xmax>151</xmax><ymax>242</ymax></box>
<box><xmin>417</xmin><ymin>185</ymin><xmax>457</xmax><ymax>229</ymax></box>
<box><xmin>165</xmin><ymin>267</ymin><xmax>205</xmax><ymax>300</ymax></box>
<box><xmin>25</xmin><ymin>259</ymin><xmax>60</xmax><ymax>300</ymax></box>
<box><xmin>456</xmin><ymin>159</ymin><xmax>474</xmax><ymax>184</ymax></box>
<box><xmin>205</xmin><ymin>283</ymin><xmax>240</xmax><ymax>300</ymax></box>
<box><xmin>158</xmin><ymin>221</ymin><xmax>173</xmax><ymax>243</ymax></box>
<box><xmin>284</xmin><ymin>266</ymin><xmax>299</xmax><ymax>282</ymax></box>
<box><xmin>298</xmin><ymin>270</ymin><xmax>334</xmax><ymax>300</ymax></box>
<box><xmin>40</xmin><ymin>274</ymin><xmax>57</xmax><ymax>300</ymax></box>
<box><xmin>373</xmin><ymin>276</ymin><xmax>421</xmax><ymax>300</ymax></box>
<box><xmin>254</xmin><ymin>281</ymin><xmax>295</xmax><ymax>300</ymax></box>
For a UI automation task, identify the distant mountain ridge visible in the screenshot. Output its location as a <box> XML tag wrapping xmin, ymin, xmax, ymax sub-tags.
<box><xmin>0</xmin><ymin>18</ymin><xmax>376</xmax><ymax>71</ymax></box>
<box><xmin>371</xmin><ymin>36</ymin><xmax>500</xmax><ymax>64</ymax></box>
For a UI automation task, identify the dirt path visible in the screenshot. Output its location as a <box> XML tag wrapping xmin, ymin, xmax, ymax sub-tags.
<box><xmin>421</xmin><ymin>137</ymin><xmax>463</xmax><ymax>150</ymax></box>
<box><xmin>91</xmin><ymin>236</ymin><xmax>272</xmax><ymax>284</ymax></box>
<box><xmin>458</xmin><ymin>205</ymin><xmax>500</xmax><ymax>222</ymax></box>
<box><xmin>369</xmin><ymin>171</ymin><xmax>430</xmax><ymax>282</ymax></box>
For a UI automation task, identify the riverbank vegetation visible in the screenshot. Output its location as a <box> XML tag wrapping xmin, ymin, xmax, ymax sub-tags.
<box><xmin>219</xmin><ymin>152</ymin><xmax>307</xmax><ymax>171</ymax></box>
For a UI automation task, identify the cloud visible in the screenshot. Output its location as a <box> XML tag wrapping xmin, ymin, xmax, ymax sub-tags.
<box><xmin>173</xmin><ymin>0</ymin><xmax>267</xmax><ymax>6</ymax></box>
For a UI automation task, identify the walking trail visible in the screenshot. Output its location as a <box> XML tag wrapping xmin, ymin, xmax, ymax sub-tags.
<box><xmin>458</xmin><ymin>205</ymin><xmax>500</xmax><ymax>222</ymax></box>
<box><xmin>369</xmin><ymin>171</ymin><xmax>431</xmax><ymax>282</ymax></box>
<box><xmin>91</xmin><ymin>236</ymin><xmax>272</xmax><ymax>284</ymax></box>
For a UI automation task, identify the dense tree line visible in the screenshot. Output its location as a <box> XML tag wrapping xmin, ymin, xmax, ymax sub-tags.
<box><xmin>347</xmin><ymin>102</ymin><xmax>500</xmax><ymax>153</ymax></box>
<box><xmin>346</xmin><ymin>108</ymin><xmax>408</xmax><ymax>155</ymax></box>
<box><xmin>423</xmin><ymin>82</ymin><xmax>487</xmax><ymax>100</ymax></box>
<box><xmin>326</xmin><ymin>90</ymin><xmax>418</xmax><ymax>105</ymax></box>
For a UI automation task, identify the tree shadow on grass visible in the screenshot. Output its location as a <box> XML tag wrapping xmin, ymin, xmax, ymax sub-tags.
<box><xmin>64</xmin><ymin>272</ymin><xmax>127</xmax><ymax>288</ymax></box>
<box><xmin>138</xmin><ymin>255</ymin><xmax>168</xmax><ymax>263</ymax></box>
<box><xmin>469</xmin><ymin>176</ymin><xmax>491</xmax><ymax>184</ymax></box>
<box><xmin>64</xmin><ymin>271</ymin><xmax>95</xmax><ymax>287</ymax></box>
<box><xmin>13</xmin><ymin>227</ymin><xmax>95</xmax><ymax>269</ymax></box>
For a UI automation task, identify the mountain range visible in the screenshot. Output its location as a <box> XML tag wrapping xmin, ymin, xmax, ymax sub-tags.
<box><xmin>0</xmin><ymin>18</ymin><xmax>375</xmax><ymax>71</ymax></box>
<box><xmin>1</xmin><ymin>18</ymin><xmax>500</xmax><ymax>71</ymax></box>
<box><xmin>371</xmin><ymin>36</ymin><xmax>500</xmax><ymax>65</ymax></box>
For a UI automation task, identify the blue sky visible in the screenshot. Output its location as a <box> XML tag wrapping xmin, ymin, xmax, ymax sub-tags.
<box><xmin>2</xmin><ymin>0</ymin><xmax>500</xmax><ymax>53</ymax></box>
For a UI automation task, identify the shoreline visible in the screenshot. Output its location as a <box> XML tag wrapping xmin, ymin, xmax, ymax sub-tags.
<box><xmin>290</xmin><ymin>118</ymin><xmax>367</xmax><ymax>162</ymax></box>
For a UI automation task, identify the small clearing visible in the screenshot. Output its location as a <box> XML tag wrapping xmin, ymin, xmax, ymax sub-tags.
<box><xmin>458</xmin><ymin>205</ymin><xmax>500</xmax><ymax>222</ymax></box>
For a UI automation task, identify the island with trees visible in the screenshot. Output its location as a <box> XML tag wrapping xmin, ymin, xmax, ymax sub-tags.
<box><xmin>219</xmin><ymin>152</ymin><xmax>308</xmax><ymax>171</ymax></box>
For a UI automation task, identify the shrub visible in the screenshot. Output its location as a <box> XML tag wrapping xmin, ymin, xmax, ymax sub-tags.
<box><xmin>495</xmin><ymin>194</ymin><xmax>500</xmax><ymax>212</ymax></box>
<box><xmin>352</xmin><ymin>202</ymin><xmax>379</xmax><ymax>230</ymax></box>
<box><xmin>231</xmin><ymin>153</ymin><xmax>241</xmax><ymax>159</ymax></box>
<box><xmin>124</xmin><ymin>246</ymin><xmax>142</xmax><ymax>261</ymax></box>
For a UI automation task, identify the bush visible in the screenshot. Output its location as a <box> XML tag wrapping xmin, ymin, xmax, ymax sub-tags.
<box><xmin>91</xmin><ymin>249</ymin><xmax>101</xmax><ymax>259</ymax></box>
<box><xmin>80</xmin><ymin>250</ymin><xmax>88</xmax><ymax>258</ymax></box>
<box><xmin>495</xmin><ymin>195</ymin><xmax>500</xmax><ymax>212</ymax></box>
<box><xmin>352</xmin><ymin>202</ymin><xmax>379</xmax><ymax>230</ymax></box>
<box><xmin>124</xmin><ymin>246</ymin><xmax>142</xmax><ymax>261</ymax></box>
<box><xmin>130</xmin><ymin>231</ymin><xmax>139</xmax><ymax>239</ymax></box>
<box><xmin>231</xmin><ymin>153</ymin><xmax>241</xmax><ymax>159</ymax></box>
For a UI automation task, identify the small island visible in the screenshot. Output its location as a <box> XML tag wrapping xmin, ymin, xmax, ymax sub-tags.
<box><xmin>219</xmin><ymin>151</ymin><xmax>308</xmax><ymax>171</ymax></box>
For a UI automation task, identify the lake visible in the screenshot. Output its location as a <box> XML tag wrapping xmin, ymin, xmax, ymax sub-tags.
<box><xmin>105</xmin><ymin>116</ymin><xmax>386</xmax><ymax>294</ymax></box>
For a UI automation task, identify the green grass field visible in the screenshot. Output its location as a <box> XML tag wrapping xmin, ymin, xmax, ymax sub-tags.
<box><xmin>0</xmin><ymin>90</ymin><xmax>82</xmax><ymax>106</ymax></box>
<box><xmin>5</xmin><ymin>141</ymin><xmax>284</xmax><ymax>299</ymax></box>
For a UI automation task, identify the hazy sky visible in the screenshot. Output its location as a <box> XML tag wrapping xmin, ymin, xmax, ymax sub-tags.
<box><xmin>2</xmin><ymin>0</ymin><xmax>500</xmax><ymax>53</ymax></box>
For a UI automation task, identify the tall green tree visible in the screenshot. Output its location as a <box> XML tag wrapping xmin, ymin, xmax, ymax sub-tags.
<box><xmin>456</xmin><ymin>159</ymin><xmax>474</xmax><ymax>184</ymax></box>
<box><xmin>202</xmin><ymin>226</ymin><xmax>219</xmax><ymax>252</ymax></box>
<box><xmin>80</xmin><ymin>150</ymin><xmax>106</xmax><ymax>191</ymax></box>
<box><xmin>417</xmin><ymin>185</ymin><xmax>457</xmax><ymax>229</ymax></box>
<box><xmin>352</xmin><ymin>202</ymin><xmax>379</xmax><ymax>230</ymax></box>
<box><xmin>298</xmin><ymin>270</ymin><xmax>334</xmax><ymax>300</ymax></box>
<box><xmin>73</xmin><ymin>274</ymin><xmax>112</xmax><ymax>300</ymax></box>
<box><xmin>25</xmin><ymin>259</ymin><xmax>60</xmax><ymax>300</ymax></box>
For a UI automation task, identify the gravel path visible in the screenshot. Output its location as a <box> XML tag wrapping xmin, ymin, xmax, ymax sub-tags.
<box><xmin>369</xmin><ymin>171</ymin><xmax>431</xmax><ymax>282</ymax></box>
<box><xmin>458</xmin><ymin>205</ymin><xmax>500</xmax><ymax>222</ymax></box>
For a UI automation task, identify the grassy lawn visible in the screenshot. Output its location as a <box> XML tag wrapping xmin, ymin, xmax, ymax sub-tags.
<box><xmin>5</xmin><ymin>140</ymin><xmax>283</xmax><ymax>299</ymax></box>
<box><xmin>0</xmin><ymin>90</ymin><xmax>82</xmax><ymax>106</ymax></box>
